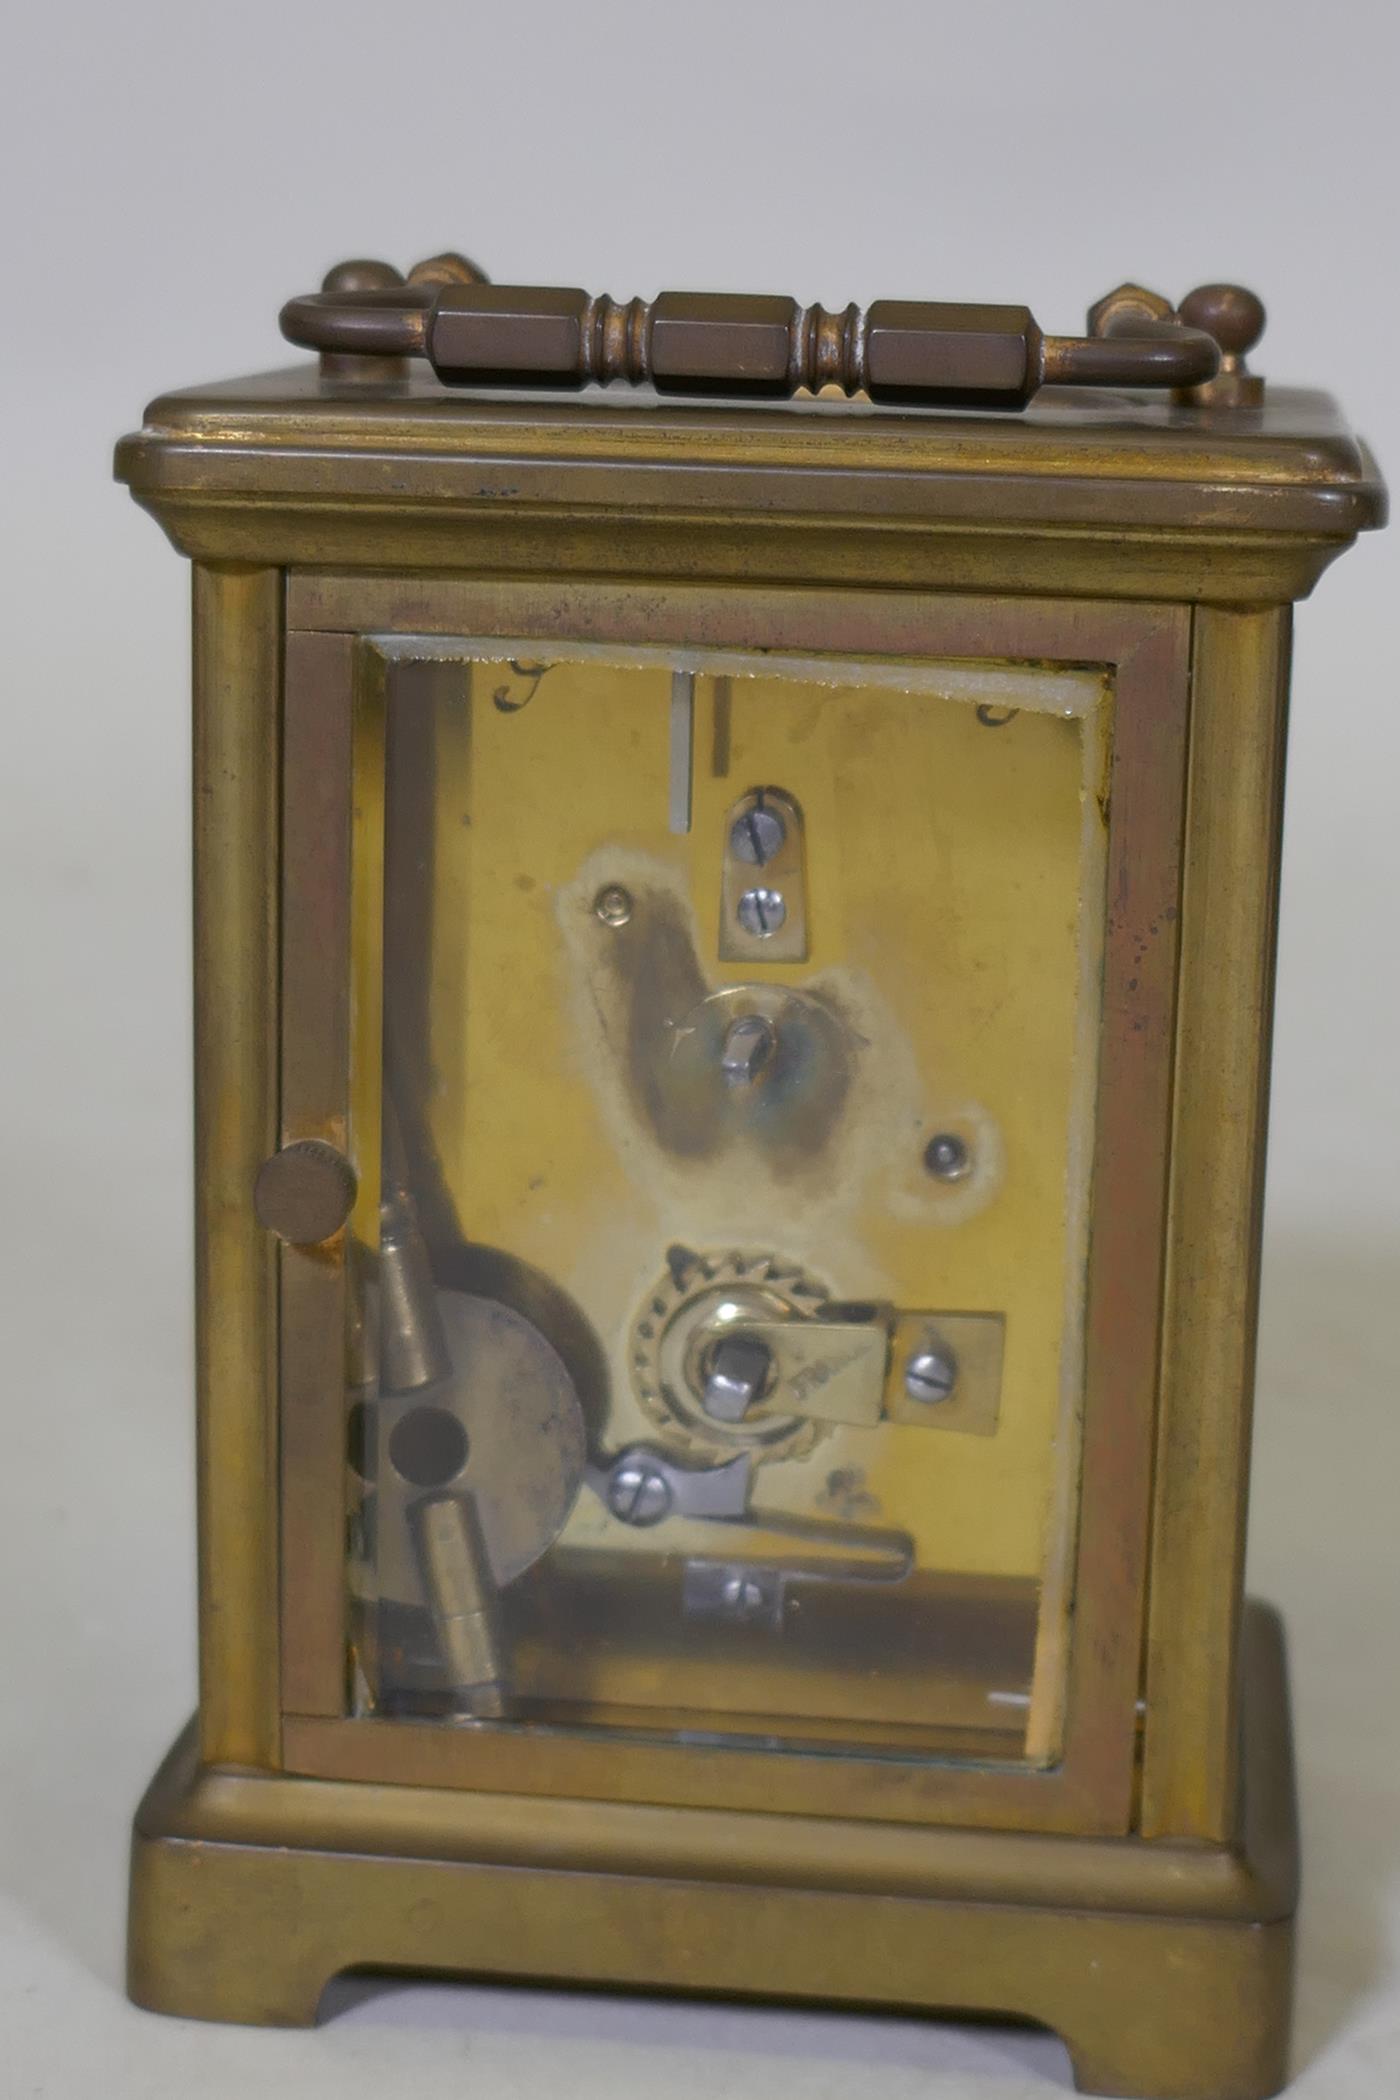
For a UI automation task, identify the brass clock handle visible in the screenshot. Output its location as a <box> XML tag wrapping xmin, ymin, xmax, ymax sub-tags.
<box><xmin>280</xmin><ymin>256</ymin><xmax>1259</xmax><ymax>411</ymax></box>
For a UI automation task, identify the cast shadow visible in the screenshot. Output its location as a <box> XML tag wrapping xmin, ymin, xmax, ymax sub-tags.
<box><xmin>321</xmin><ymin>1973</ymin><xmax>1076</xmax><ymax>2089</ymax></box>
<box><xmin>1249</xmin><ymin>1231</ymin><xmax>1400</xmax><ymax>2073</ymax></box>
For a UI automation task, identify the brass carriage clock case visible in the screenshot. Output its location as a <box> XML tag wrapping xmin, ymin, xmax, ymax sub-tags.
<box><xmin>116</xmin><ymin>258</ymin><xmax>1385</xmax><ymax>2099</ymax></box>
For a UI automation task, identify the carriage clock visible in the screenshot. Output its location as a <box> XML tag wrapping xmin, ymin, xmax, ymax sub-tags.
<box><xmin>115</xmin><ymin>255</ymin><xmax>1385</xmax><ymax>2099</ymax></box>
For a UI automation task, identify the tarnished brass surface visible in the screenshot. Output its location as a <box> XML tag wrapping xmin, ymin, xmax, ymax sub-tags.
<box><xmin>115</xmin><ymin>365</ymin><xmax>1384</xmax><ymax>603</ymax></box>
<box><xmin>271</xmin><ymin>594</ymin><xmax>1185</xmax><ymax>1834</ymax></box>
<box><xmin>278</xmin><ymin>629</ymin><xmax>355</xmax><ymax>1720</ymax></box>
<box><xmin>192</xmin><ymin>564</ymin><xmax>281</xmax><ymax>1769</ymax></box>
<box><xmin>355</xmin><ymin>634</ymin><xmax>1108</xmax><ymax>1768</ymax></box>
<box><xmin>1142</xmin><ymin>607</ymin><xmax>1292</xmax><ymax>1839</ymax></box>
<box><xmin>1176</xmin><ymin>285</ymin><xmax>1268</xmax><ymax>408</ymax></box>
<box><xmin>116</xmin><ymin>303</ymin><xmax>1384</xmax><ymax>2096</ymax></box>
<box><xmin>130</xmin><ymin>1605</ymin><xmax>1297</xmax><ymax>2100</ymax></box>
<box><xmin>279</xmin><ymin>266</ymin><xmax>1225</xmax><ymax>407</ymax></box>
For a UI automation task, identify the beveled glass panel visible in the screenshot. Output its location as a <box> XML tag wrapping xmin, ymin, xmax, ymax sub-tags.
<box><xmin>343</xmin><ymin>642</ymin><xmax>1110</xmax><ymax>1766</ymax></box>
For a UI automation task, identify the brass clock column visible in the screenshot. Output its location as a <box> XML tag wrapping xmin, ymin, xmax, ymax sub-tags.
<box><xmin>116</xmin><ymin>257</ymin><xmax>1385</xmax><ymax>2100</ymax></box>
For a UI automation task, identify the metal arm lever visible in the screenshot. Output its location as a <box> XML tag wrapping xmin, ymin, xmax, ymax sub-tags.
<box><xmin>585</xmin><ymin>1445</ymin><xmax>913</xmax><ymax>1585</ymax></box>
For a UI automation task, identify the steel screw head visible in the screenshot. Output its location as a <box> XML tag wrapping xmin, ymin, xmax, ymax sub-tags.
<box><xmin>904</xmin><ymin>1342</ymin><xmax>959</xmax><ymax>1404</ymax></box>
<box><xmin>924</xmin><ymin>1132</ymin><xmax>972</xmax><ymax>1182</ymax></box>
<box><xmin>606</xmin><ymin>1456</ymin><xmax>673</xmax><ymax>1525</ymax></box>
<box><xmin>736</xmin><ymin>887</ymin><xmax>787</xmax><ymax>938</ymax></box>
<box><xmin>702</xmin><ymin>1333</ymin><xmax>774</xmax><ymax>1422</ymax></box>
<box><xmin>721</xmin><ymin>1572</ymin><xmax>769</xmax><ymax>1620</ymax></box>
<box><xmin>729</xmin><ymin>803</ymin><xmax>787</xmax><ymax>866</ymax></box>
<box><xmin>593</xmin><ymin>883</ymin><xmax>633</xmax><ymax>927</ymax></box>
<box><xmin>721</xmin><ymin>1013</ymin><xmax>777</xmax><ymax>1088</ymax></box>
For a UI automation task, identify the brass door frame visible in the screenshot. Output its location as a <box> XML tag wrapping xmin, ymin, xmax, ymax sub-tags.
<box><xmin>191</xmin><ymin>564</ymin><xmax>282</xmax><ymax>1770</ymax></box>
<box><xmin>275</xmin><ymin>582</ymin><xmax>1189</xmax><ymax>1837</ymax></box>
<box><xmin>1140</xmin><ymin>605</ymin><xmax>1293</xmax><ymax>1841</ymax></box>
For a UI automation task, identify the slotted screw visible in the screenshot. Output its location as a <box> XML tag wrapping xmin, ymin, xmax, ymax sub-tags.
<box><xmin>730</xmin><ymin>801</ymin><xmax>786</xmax><ymax>866</ymax></box>
<box><xmin>737</xmin><ymin>887</ymin><xmax>787</xmax><ymax>938</ymax></box>
<box><xmin>606</xmin><ymin>1456</ymin><xmax>673</xmax><ymax>1525</ymax></box>
<box><xmin>904</xmin><ymin>1343</ymin><xmax>959</xmax><ymax>1404</ymax></box>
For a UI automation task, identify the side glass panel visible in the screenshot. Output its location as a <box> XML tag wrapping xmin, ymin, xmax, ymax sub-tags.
<box><xmin>343</xmin><ymin>644</ymin><xmax>1110</xmax><ymax>1766</ymax></box>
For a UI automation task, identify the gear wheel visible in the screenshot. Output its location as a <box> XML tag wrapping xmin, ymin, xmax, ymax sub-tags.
<box><xmin>628</xmin><ymin>1246</ymin><xmax>832</xmax><ymax>1467</ymax></box>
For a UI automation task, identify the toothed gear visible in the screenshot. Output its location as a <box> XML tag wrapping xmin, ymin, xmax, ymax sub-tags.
<box><xmin>628</xmin><ymin>1247</ymin><xmax>831</xmax><ymax>1466</ymax></box>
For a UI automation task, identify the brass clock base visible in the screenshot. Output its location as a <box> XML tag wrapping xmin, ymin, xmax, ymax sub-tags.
<box><xmin>128</xmin><ymin>1602</ymin><xmax>1297</xmax><ymax>2100</ymax></box>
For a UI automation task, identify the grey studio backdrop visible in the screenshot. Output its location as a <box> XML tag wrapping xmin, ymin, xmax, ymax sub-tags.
<box><xmin>3</xmin><ymin>3</ymin><xmax>1398</xmax><ymax>2095</ymax></box>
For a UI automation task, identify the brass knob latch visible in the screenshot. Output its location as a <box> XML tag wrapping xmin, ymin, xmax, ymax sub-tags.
<box><xmin>1088</xmin><ymin>282</ymin><xmax>1266</xmax><ymax>407</ymax></box>
<box><xmin>254</xmin><ymin>1139</ymin><xmax>357</xmax><ymax>1246</ymax></box>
